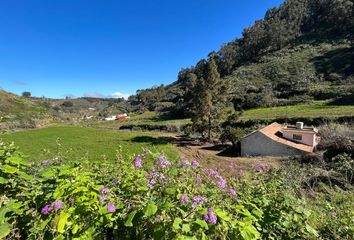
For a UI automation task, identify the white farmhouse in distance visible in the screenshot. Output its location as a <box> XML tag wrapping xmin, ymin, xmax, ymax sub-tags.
<box><xmin>241</xmin><ymin>122</ymin><xmax>319</xmax><ymax>157</ymax></box>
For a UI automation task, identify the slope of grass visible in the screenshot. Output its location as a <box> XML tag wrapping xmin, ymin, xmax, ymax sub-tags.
<box><xmin>1</xmin><ymin>126</ymin><xmax>178</xmax><ymax>162</ymax></box>
<box><xmin>0</xmin><ymin>90</ymin><xmax>47</xmax><ymax>118</ymax></box>
<box><xmin>92</xmin><ymin>111</ymin><xmax>191</xmax><ymax>129</ymax></box>
<box><xmin>240</xmin><ymin>101</ymin><xmax>354</xmax><ymax>120</ymax></box>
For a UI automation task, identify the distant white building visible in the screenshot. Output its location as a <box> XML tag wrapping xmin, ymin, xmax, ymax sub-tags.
<box><xmin>241</xmin><ymin>122</ymin><xmax>319</xmax><ymax>157</ymax></box>
<box><xmin>105</xmin><ymin>116</ymin><xmax>116</xmax><ymax>121</ymax></box>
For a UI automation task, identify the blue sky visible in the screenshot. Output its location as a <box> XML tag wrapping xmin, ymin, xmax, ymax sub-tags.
<box><xmin>0</xmin><ymin>0</ymin><xmax>284</xmax><ymax>99</ymax></box>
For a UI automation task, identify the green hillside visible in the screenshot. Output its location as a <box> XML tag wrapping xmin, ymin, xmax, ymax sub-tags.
<box><xmin>128</xmin><ymin>0</ymin><xmax>354</xmax><ymax>119</ymax></box>
<box><xmin>0</xmin><ymin>90</ymin><xmax>51</xmax><ymax>128</ymax></box>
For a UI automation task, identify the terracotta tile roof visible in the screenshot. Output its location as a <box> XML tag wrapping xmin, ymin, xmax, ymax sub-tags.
<box><xmin>258</xmin><ymin>122</ymin><xmax>314</xmax><ymax>153</ymax></box>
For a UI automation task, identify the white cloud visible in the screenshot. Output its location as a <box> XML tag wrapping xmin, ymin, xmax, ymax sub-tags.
<box><xmin>111</xmin><ymin>91</ymin><xmax>131</xmax><ymax>100</ymax></box>
<box><xmin>83</xmin><ymin>91</ymin><xmax>131</xmax><ymax>100</ymax></box>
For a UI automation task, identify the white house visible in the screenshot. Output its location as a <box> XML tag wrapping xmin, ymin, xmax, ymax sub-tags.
<box><xmin>241</xmin><ymin>122</ymin><xmax>319</xmax><ymax>157</ymax></box>
<box><xmin>282</xmin><ymin>122</ymin><xmax>318</xmax><ymax>146</ymax></box>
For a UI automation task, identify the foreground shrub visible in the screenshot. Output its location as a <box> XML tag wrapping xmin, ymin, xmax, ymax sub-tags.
<box><xmin>1</xmin><ymin>140</ymin><xmax>351</xmax><ymax>239</ymax></box>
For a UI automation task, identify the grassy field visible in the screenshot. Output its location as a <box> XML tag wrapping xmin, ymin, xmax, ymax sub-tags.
<box><xmin>240</xmin><ymin>101</ymin><xmax>354</xmax><ymax>121</ymax></box>
<box><xmin>92</xmin><ymin>111</ymin><xmax>191</xmax><ymax>129</ymax></box>
<box><xmin>1</xmin><ymin>126</ymin><xmax>178</xmax><ymax>162</ymax></box>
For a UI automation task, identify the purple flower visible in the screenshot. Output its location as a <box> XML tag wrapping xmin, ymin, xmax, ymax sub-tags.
<box><xmin>191</xmin><ymin>196</ymin><xmax>207</xmax><ymax>208</ymax></box>
<box><xmin>230</xmin><ymin>188</ymin><xmax>237</xmax><ymax>196</ymax></box>
<box><xmin>146</xmin><ymin>169</ymin><xmax>166</xmax><ymax>189</ymax></box>
<box><xmin>107</xmin><ymin>202</ymin><xmax>116</xmax><ymax>212</ymax></box>
<box><xmin>66</xmin><ymin>197</ymin><xmax>74</xmax><ymax>205</ymax></box>
<box><xmin>98</xmin><ymin>187</ymin><xmax>110</xmax><ymax>195</ymax></box>
<box><xmin>216</xmin><ymin>176</ymin><xmax>227</xmax><ymax>189</ymax></box>
<box><xmin>134</xmin><ymin>156</ymin><xmax>143</xmax><ymax>169</ymax></box>
<box><xmin>196</xmin><ymin>176</ymin><xmax>202</xmax><ymax>184</ymax></box>
<box><xmin>205</xmin><ymin>169</ymin><xmax>227</xmax><ymax>189</ymax></box>
<box><xmin>156</xmin><ymin>154</ymin><xmax>171</xmax><ymax>169</ymax></box>
<box><xmin>41</xmin><ymin>204</ymin><xmax>52</xmax><ymax>215</ymax></box>
<box><xmin>191</xmin><ymin>159</ymin><xmax>199</xmax><ymax>168</ymax></box>
<box><xmin>155</xmin><ymin>215</ymin><xmax>161</xmax><ymax>222</ymax></box>
<box><xmin>203</xmin><ymin>208</ymin><xmax>217</xmax><ymax>224</ymax></box>
<box><xmin>111</xmin><ymin>178</ymin><xmax>121</xmax><ymax>185</ymax></box>
<box><xmin>207</xmin><ymin>208</ymin><xmax>217</xmax><ymax>224</ymax></box>
<box><xmin>99</xmin><ymin>196</ymin><xmax>106</xmax><ymax>204</ymax></box>
<box><xmin>254</xmin><ymin>163</ymin><xmax>270</xmax><ymax>173</ymax></box>
<box><xmin>180</xmin><ymin>195</ymin><xmax>189</xmax><ymax>204</ymax></box>
<box><xmin>52</xmin><ymin>201</ymin><xmax>63</xmax><ymax>211</ymax></box>
<box><xmin>181</xmin><ymin>159</ymin><xmax>190</xmax><ymax>166</ymax></box>
<box><xmin>206</xmin><ymin>169</ymin><xmax>218</xmax><ymax>177</ymax></box>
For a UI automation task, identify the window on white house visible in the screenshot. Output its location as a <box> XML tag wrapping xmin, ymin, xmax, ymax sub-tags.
<box><xmin>293</xmin><ymin>134</ymin><xmax>302</xmax><ymax>140</ymax></box>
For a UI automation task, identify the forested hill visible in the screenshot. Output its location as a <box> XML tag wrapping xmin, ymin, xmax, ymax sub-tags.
<box><xmin>128</xmin><ymin>0</ymin><xmax>354</xmax><ymax>117</ymax></box>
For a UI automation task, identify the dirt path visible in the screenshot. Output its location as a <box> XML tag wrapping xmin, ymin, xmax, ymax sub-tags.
<box><xmin>178</xmin><ymin>143</ymin><xmax>285</xmax><ymax>176</ymax></box>
<box><xmin>167</xmin><ymin>136</ymin><xmax>286</xmax><ymax>177</ymax></box>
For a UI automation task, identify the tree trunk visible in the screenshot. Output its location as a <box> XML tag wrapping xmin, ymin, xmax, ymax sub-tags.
<box><xmin>208</xmin><ymin>110</ymin><xmax>211</xmax><ymax>142</ymax></box>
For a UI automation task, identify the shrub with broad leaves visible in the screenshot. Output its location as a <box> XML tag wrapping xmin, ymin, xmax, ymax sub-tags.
<box><xmin>1</xmin><ymin>140</ymin><xmax>350</xmax><ymax>239</ymax></box>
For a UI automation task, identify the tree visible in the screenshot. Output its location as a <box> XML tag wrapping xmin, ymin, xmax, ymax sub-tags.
<box><xmin>22</xmin><ymin>91</ymin><xmax>31</xmax><ymax>98</ymax></box>
<box><xmin>191</xmin><ymin>57</ymin><xmax>229</xmax><ymax>141</ymax></box>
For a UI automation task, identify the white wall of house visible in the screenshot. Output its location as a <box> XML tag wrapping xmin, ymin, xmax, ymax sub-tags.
<box><xmin>241</xmin><ymin>131</ymin><xmax>306</xmax><ymax>157</ymax></box>
<box><xmin>282</xmin><ymin>130</ymin><xmax>316</xmax><ymax>146</ymax></box>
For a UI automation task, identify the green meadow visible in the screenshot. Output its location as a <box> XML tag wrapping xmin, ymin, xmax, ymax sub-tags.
<box><xmin>1</xmin><ymin>126</ymin><xmax>178</xmax><ymax>162</ymax></box>
<box><xmin>240</xmin><ymin>101</ymin><xmax>354</xmax><ymax>121</ymax></box>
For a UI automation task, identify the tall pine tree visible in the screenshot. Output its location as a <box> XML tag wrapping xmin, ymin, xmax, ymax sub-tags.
<box><xmin>191</xmin><ymin>56</ymin><xmax>227</xmax><ymax>141</ymax></box>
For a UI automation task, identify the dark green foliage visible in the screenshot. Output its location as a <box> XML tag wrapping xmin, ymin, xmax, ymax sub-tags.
<box><xmin>61</xmin><ymin>101</ymin><xmax>73</xmax><ymax>107</ymax></box>
<box><xmin>189</xmin><ymin>57</ymin><xmax>230</xmax><ymax>140</ymax></box>
<box><xmin>21</xmin><ymin>91</ymin><xmax>31</xmax><ymax>98</ymax></box>
<box><xmin>1</xmin><ymin>139</ymin><xmax>353</xmax><ymax>239</ymax></box>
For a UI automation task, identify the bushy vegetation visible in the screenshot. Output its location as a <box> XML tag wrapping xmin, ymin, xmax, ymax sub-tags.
<box><xmin>1</xmin><ymin>138</ymin><xmax>353</xmax><ymax>239</ymax></box>
<box><xmin>127</xmin><ymin>0</ymin><xmax>354</xmax><ymax>135</ymax></box>
<box><xmin>240</xmin><ymin>101</ymin><xmax>354</xmax><ymax>121</ymax></box>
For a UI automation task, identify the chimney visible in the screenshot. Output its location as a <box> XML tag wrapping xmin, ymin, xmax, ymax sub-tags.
<box><xmin>296</xmin><ymin>122</ymin><xmax>304</xmax><ymax>129</ymax></box>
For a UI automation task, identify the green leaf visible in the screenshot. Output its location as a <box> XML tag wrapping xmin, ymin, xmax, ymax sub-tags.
<box><xmin>195</xmin><ymin>219</ymin><xmax>208</xmax><ymax>230</ymax></box>
<box><xmin>305</xmin><ymin>224</ymin><xmax>319</xmax><ymax>237</ymax></box>
<box><xmin>0</xmin><ymin>177</ymin><xmax>7</xmax><ymax>184</ymax></box>
<box><xmin>124</xmin><ymin>210</ymin><xmax>137</xmax><ymax>227</ymax></box>
<box><xmin>214</xmin><ymin>209</ymin><xmax>231</xmax><ymax>221</ymax></box>
<box><xmin>0</xmin><ymin>164</ymin><xmax>18</xmax><ymax>174</ymax></box>
<box><xmin>5</xmin><ymin>200</ymin><xmax>22</xmax><ymax>213</ymax></box>
<box><xmin>165</xmin><ymin>187</ymin><xmax>176</xmax><ymax>195</ymax></box>
<box><xmin>41</xmin><ymin>170</ymin><xmax>56</xmax><ymax>178</ymax></box>
<box><xmin>239</xmin><ymin>223</ymin><xmax>260</xmax><ymax>240</ymax></box>
<box><xmin>173</xmin><ymin>217</ymin><xmax>182</xmax><ymax>230</ymax></box>
<box><xmin>182</xmin><ymin>224</ymin><xmax>190</xmax><ymax>233</ymax></box>
<box><xmin>0</xmin><ymin>207</ymin><xmax>11</xmax><ymax>223</ymax></box>
<box><xmin>144</xmin><ymin>202</ymin><xmax>158</xmax><ymax>217</ymax></box>
<box><xmin>116</xmin><ymin>203</ymin><xmax>125</xmax><ymax>210</ymax></box>
<box><xmin>0</xmin><ymin>222</ymin><xmax>12</xmax><ymax>239</ymax></box>
<box><xmin>72</xmin><ymin>224</ymin><xmax>80</xmax><ymax>234</ymax></box>
<box><xmin>201</xmin><ymin>232</ymin><xmax>208</xmax><ymax>240</ymax></box>
<box><xmin>5</xmin><ymin>156</ymin><xmax>22</xmax><ymax>165</ymax></box>
<box><xmin>137</xmin><ymin>186</ymin><xmax>149</xmax><ymax>191</ymax></box>
<box><xmin>71</xmin><ymin>186</ymin><xmax>88</xmax><ymax>194</ymax></box>
<box><xmin>18</xmin><ymin>171</ymin><xmax>35</xmax><ymax>181</ymax></box>
<box><xmin>57</xmin><ymin>212</ymin><xmax>70</xmax><ymax>233</ymax></box>
<box><xmin>59</xmin><ymin>168</ymin><xmax>75</xmax><ymax>176</ymax></box>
